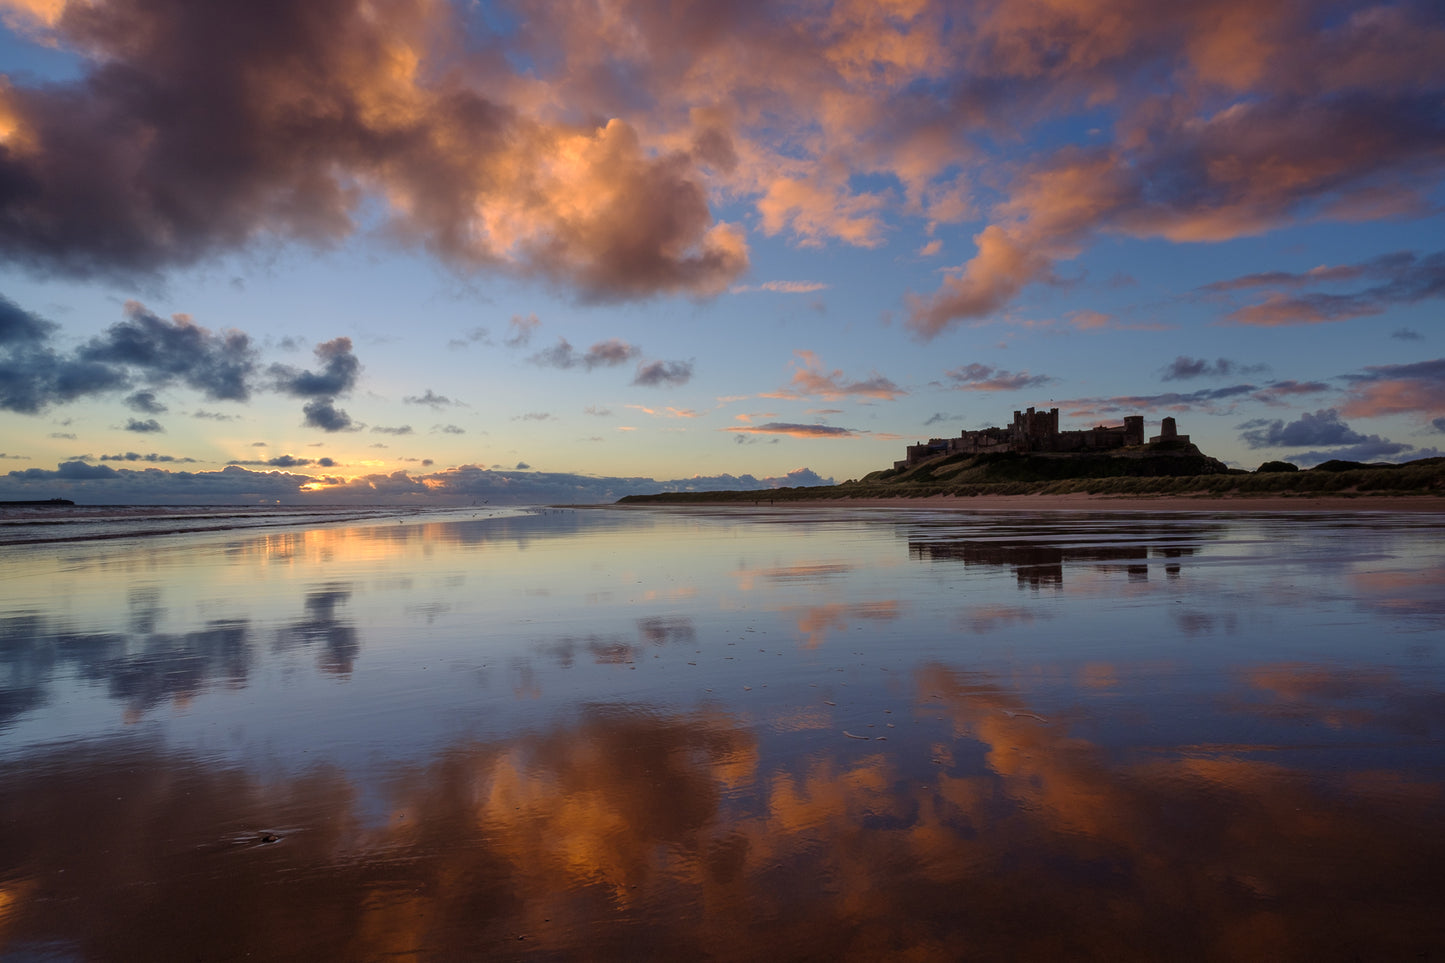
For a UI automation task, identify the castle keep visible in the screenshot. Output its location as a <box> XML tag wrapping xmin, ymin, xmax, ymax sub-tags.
<box><xmin>897</xmin><ymin>407</ymin><xmax>1186</xmax><ymax>469</ymax></box>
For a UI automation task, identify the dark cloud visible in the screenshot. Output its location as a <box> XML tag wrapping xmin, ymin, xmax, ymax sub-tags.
<box><xmin>0</xmin><ymin>459</ymin><xmax>837</xmax><ymax>504</ymax></box>
<box><xmin>270</xmin><ymin>338</ymin><xmax>360</xmax><ymax>398</ymax></box>
<box><xmin>1159</xmin><ymin>357</ymin><xmax>1259</xmax><ymax>381</ymax></box>
<box><xmin>515</xmin><ymin>462</ymin><xmax>531</xmax><ymax>470</ymax></box>
<box><xmin>0</xmin><ymin>297</ymin><xmax>131</xmax><ymax>413</ymax></box>
<box><xmin>372</xmin><ymin>425</ymin><xmax>414</xmax><ymax>436</ymax></box>
<box><xmin>515</xmin><ymin>412</ymin><xmax>553</xmax><ymax>422</ymax></box>
<box><xmin>530</xmin><ymin>337</ymin><xmax>641</xmax><ymax>371</ymax></box>
<box><xmin>98</xmin><ymin>452</ymin><xmax>197</xmax><ymax>464</ymax></box>
<box><xmin>1290</xmin><ymin>440</ymin><xmax>1442</xmax><ymax>468</ymax></box>
<box><xmin>302</xmin><ymin>398</ymin><xmax>356</xmax><ymax>433</ymax></box>
<box><xmin>193</xmin><ymin>410</ymin><xmax>240</xmax><ymax>421</ymax></box>
<box><xmin>80</xmin><ymin>302</ymin><xmax>256</xmax><ymax>400</ymax></box>
<box><xmin>1433</xmin><ymin>417</ymin><xmax>1445</xmax><ymax>433</ymax></box>
<box><xmin>2</xmin><ymin>296</ymin><xmax>265</xmax><ymax>414</ymax></box>
<box><xmin>923</xmin><ymin>413</ymin><xmax>953</xmax><ymax>426</ymax></box>
<box><xmin>1238</xmin><ymin>409</ymin><xmax>1370</xmax><ymax>449</ymax></box>
<box><xmin>124</xmin><ymin>417</ymin><xmax>164</xmax><ymax>433</ymax></box>
<box><xmin>436</xmin><ymin>424</ymin><xmax>466</xmax><ymax>434</ymax></box>
<box><xmin>1392</xmin><ymin>328</ymin><xmax>1424</xmax><ymax>341</ymax></box>
<box><xmin>0</xmin><ymin>0</ymin><xmax>744</xmax><ymax>298</ymax></box>
<box><xmin>226</xmin><ymin>454</ymin><xmax>335</xmax><ymax>469</ymax></box>
<box><xmin>403</xmin><ymin>390</ymin><xmax>460</xmax><ymax>408</ymax></box>
<box><xmin>945</xmin><ymin>364</ymin><xmax>1053</xmax><ymax>392</ymax></box>
<box><xmin>1237</xmin><ymin>407</ymin><xmax>1442</xmax><ymax>465</ymax></box>
<box><xmin>0</xmin><ymin>293</ymin><xmax>55</xmax><ymax>345</ymax></box>
<box><xmin>125</xmin><ymin>390</ymin><xmax>167</xmax><ymax>414</ymax></box>
<box><xmin>633</xmin><ymin>360</ymin><xmax>693</xmax><ymax>388</ymax></box>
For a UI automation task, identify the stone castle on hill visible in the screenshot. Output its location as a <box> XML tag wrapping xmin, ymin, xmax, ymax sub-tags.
<box><xmin>897</xmin><ymin>407</ymin><xmax>1188</xmax><ymax>469</ymax></box>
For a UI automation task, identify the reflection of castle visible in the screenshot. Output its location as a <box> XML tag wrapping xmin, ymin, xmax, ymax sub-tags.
<box><xmin>898</xmin><ymin>407</ymin><xmax>1188</xmax><ymax>469</ymax></box>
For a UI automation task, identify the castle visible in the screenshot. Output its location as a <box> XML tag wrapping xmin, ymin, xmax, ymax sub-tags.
<box><xmin>896</xmin><ymin>407</ymin><xmax>1187</xmax><ymax>469</ymax></box>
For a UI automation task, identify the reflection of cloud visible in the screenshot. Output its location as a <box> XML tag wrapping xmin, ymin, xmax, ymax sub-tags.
<box><xmin>275</xmin><ymin>584</ymin><xmax>360</xmax><ymax>676</ymax></box>
<box><xmin>1233</xmin><ymin>663</ymin><xmax>1445</xmax><ymax>735</ymax></box>
<box><xmin>791</xmin><ymin>600</ymin><xmax>899</xmax><ymax>649</ymax></box>
<box><xmin>6</xmin><ymin>666</ymin><xmax>1445</xmax><ymax>960</ymax></box>
<box><xmin>0</xmin><ymin>611</ymin><xmax>251</xmax><ymax>723</ymax></box>
<box><xmin>955</xmin><ymin>604</ymin><xmax>1040</xmax><ymax>634</ymax></box>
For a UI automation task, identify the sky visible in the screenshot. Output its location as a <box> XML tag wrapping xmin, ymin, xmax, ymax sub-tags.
<box><xmin>1</xmin><ymin>0</ymin><xmax>1443</xmax><ymax>505</ymax></box>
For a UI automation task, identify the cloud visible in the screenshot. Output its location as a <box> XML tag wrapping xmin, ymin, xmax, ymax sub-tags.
<box><xmin>945</xmin><ymin>363</ymin><xmax>1054</xmax><ymax>392</ymax></box>
<box><xmin>192</xmin><ymin>410</ymin><xmax>239</xmax><ymax>421</ymax></box>
<box><xmin>2</xmin><ymin>295</ymin><xmax>257</xmax><ymax>413</ymax></box>
<box><xmin>724</xmin><ymin>423</ymin><xmax>860</xmax><ymax>438</ymax></box>
<box><xmin>81</xmin><ymin>302</ymin><xmax>257</xmax><ymax>400</ymax></box>
<box><xmin>446</xmin><ymin>327</ymin><xmax>491</xmax><ymax>350</ymax></box>
<box><xmin>515</xmin><ymin>412</ymin><xmax>553</xmax><ymax>422</ymax></box>
<box><xmin>436</xmin><ymin>424</ymin><xmax>465</xmax><ymax>434</ymax></box>
<box><xmin>1238</xmin><ymin>409</ymin><xmax>1370</xmax><ymax>449</ymax></box>
<box><xmin>1339</xmin><ymin>358</ymin><xmax>1445</xmax><ymax>419</ymax></box>
<box><xmin>0</xmin><ymin>0</ymin><xmax>747</xmax><ymax>299</ymax></box>
<box><xmin>1251</xmin><ymin>380</ymin><xmax>1334</xmax><ymax>406</ymax></box>
<box><xmin>632</xmin><ymin>360</ymin><xmax>694</xmax><ymax>388</ymax></box>
<box><xmin>731</xmin><ymin>280</ymin><xmax>830</xmax><ymax>294</ymax></box>
<box><xmin>227</xmin><ymin>454</ymin><xmax>321</xmax><ymax>468</ymax></box>
<box><xmin>1290</xmin><ymin>440</ymin><xmax>1441</xmax><ymax>468</ymax></box>
<box><xmin>124</xmin><ymin>390</ymin><xmax>167</xmax><ymax>414</ymax></box>
<box><xmin>124</xmin><ymin>417</ymin><xmax>164</xmax><ymax>434</ymax></box>
<box><xmin>97</xmin><ymin>452</ymin><xmax>198</xmax><ymax>464</ymax></box>
<box><xmin>1237</xmin><ymin>407</ymin><xmax>1444</xmax><ymax>465</ymax></box>
<box><xmin>302</xmin><ymin>398</ymin><xmax>357</xmax><ymax>433</ymax></box>
<box><xmin>1061</xmin><ymin>384</ymin><xmax>1260</xmax><ymax>416</ymax></box>
<box><xmin>1160</xmin><ymin>357</ymin><xmax>1262</xmax><ymax>381</ymax></box>
<box><xmin>1392</xmin><ymin>328</ymin><xmax>1424</xmax><ymax>341</ymax></box>
<box><xmin>403</xmin><ymin>390</ymin><xmax>461</xmax><ymax>409</ymax></box>
<box><xmin>504</xmin><ymin>315</ymin><xmax>541</xmax><ymax>348</ymax></box>
<box><xmin>270</xmin><ymin>338</ymin><xmax>360</xmax><ymax>398</ymax></box>
<box><xmin>530</xmin><ymin>337</ymin><xmax>641</xmax><ymax>371</ymax></box>
<box><xmin>371</xmin><ymin>425</ymin><xmax>414</xmax><ymax>436</ymax></box>
<box><xmin>764</xmin><ymin>351</ymin><xmax>905</xmax><ymax>402</ymax></box>
<box><xmin>1216</xmin><ymin>251</ymin><xmax>1445</xmax><ymax>326</ymax></box>
<box><xmin>0</xmin><ymin>457</ymin><xmax>843</xmax><ymax>504</ymax></box>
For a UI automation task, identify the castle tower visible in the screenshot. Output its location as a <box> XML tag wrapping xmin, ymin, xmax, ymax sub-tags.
<box><xmin>1123</xmin><ymin>415</ymin><xmax>1144</xmax><ymax>446</ymax></box>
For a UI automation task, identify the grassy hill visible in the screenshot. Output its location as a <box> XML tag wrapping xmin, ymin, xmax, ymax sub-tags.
<box><xmin>617</xmin><ymin>448</ymin><xmax>1445</xmax><ymax>504</ymax></box>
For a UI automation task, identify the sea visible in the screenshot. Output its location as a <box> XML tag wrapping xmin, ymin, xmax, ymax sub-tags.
<box><xmin>1</xmin><ymin>503</ymin><xmax>1443</xmax><ymax>960</ymax></box>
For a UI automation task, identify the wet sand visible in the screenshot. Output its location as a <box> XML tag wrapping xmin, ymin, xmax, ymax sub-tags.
<box><xmin>3</xmin><ymin>507</ymin><xmax>1444</xmax><ymax>960</ymax></box>
<box><xmin>619</xmin><ymin>493</ymin><xmax>1445</xmax><ymax>513</ymax></box>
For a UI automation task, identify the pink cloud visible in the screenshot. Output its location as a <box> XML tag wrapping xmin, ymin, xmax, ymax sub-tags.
<box><xmin>764</xmin><ymin>351</ymin><xmax>906</xmax><ymax>402</ymax></box>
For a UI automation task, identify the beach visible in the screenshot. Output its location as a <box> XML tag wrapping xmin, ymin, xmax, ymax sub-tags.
<box><xmin>617</xmin><ymin>492</ymin><xmax>1445</xmax><ymax>513</ymax></box>
<box><xmin>2</xmin><ymin>504</ymin><xmax>1443</xmax><ymax>959</ymax></box>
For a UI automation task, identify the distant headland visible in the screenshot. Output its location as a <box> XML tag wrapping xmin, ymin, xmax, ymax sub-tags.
<box><xmin>0</xmin><ymin>498</ymin><xmax>75</xmax><ymax>507</ymax></box>
<box><xmin>618</xmin><ymin>407</ymin><xmax>1445</xmax><ymax>505</ymax></box>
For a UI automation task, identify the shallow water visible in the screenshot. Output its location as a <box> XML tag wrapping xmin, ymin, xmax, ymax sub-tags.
<box><xmin>2</xmin><ymin>505</ymin><xmax>1443</xmax><ymax>960</ymax></box>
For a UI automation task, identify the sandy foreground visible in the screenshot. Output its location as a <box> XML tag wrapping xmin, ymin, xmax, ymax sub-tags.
<box><xmin>614</xmin><ymin>493</ymin><xmax>1445</xmax><ymax>513</ymax></box>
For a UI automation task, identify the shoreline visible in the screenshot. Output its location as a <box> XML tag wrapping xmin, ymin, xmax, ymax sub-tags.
<box><xmin>610</xmin><ymin>493</ymin><xmax>1445</xmax><ymax>513</ymax></box>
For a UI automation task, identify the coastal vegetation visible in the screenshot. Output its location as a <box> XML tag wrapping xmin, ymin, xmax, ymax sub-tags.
<box><xmin>618</xmin><ymin>452</ymin><xmax>1445</xmax><ymax>504</ymax></box>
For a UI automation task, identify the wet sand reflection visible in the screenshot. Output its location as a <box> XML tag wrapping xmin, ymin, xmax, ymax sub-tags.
<box><xmin>1</xmin><ymin>507</ymin><xmax>1443</xmax><ymax>959</ymax></box>
<box><xmin>3</xmin><ymin>669</ymin><xmax>1443</xmax><ymax>961</ymax></box>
